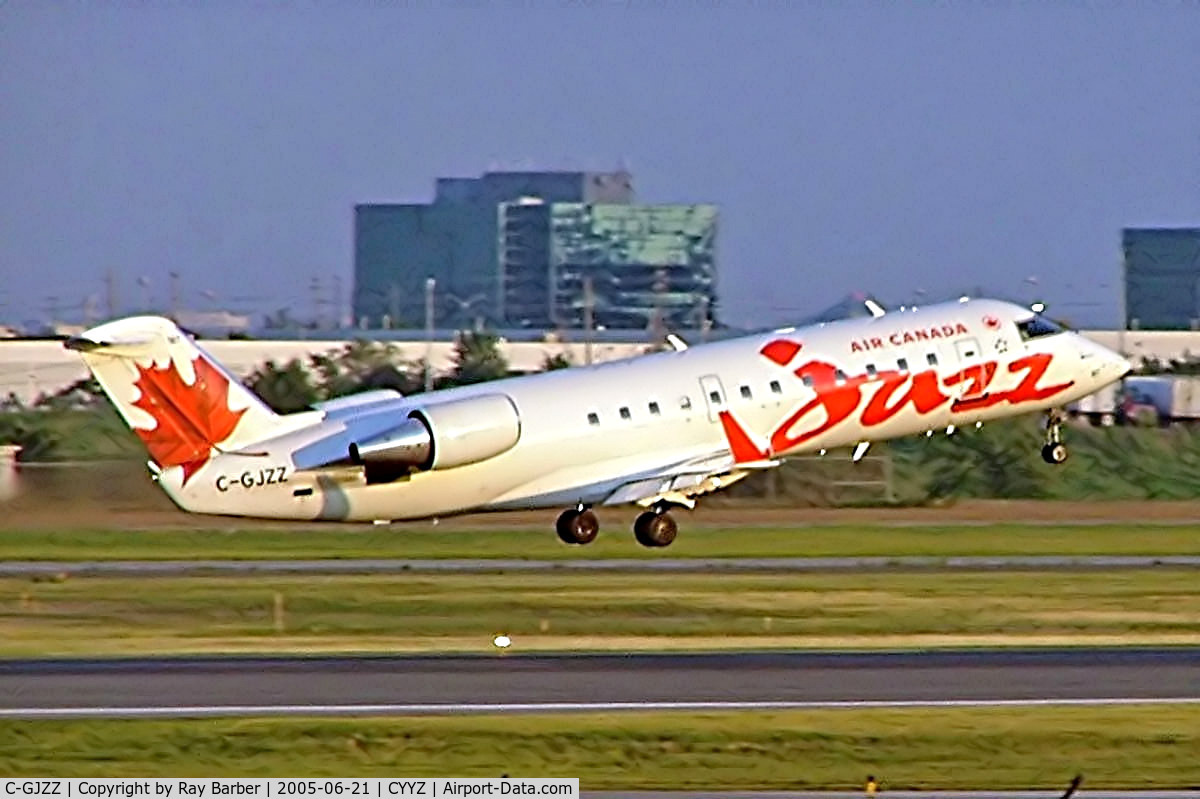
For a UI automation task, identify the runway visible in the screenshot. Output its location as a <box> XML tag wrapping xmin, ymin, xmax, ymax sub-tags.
<box><xmin>1</xmin><ymin>647</ymin><xmax>1197</xmax><ymax>718</ymax></box>
<box><xmin>2</xmin><ymin>554</ymin><xmax>1199</xmax><ymax>576</ymax></box>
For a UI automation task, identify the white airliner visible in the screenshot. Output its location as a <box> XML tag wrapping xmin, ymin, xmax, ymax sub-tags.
<box><xmin>68</xmin><ymin>298</ymin><xmax>1129</xmax><ymax>547</ymax></box>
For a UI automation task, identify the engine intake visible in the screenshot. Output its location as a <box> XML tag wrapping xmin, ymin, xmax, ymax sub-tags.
<box><xmin>348</xmin><ymin>393</ymin><xmax>521</xmax><ymax>477</ymax></box>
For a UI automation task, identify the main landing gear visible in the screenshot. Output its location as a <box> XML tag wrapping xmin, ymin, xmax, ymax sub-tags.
<box><xmin>634</xmin><ymin>506</ymin><xmax>678</xmax><ymax>548</ymax></box>
<box><xmin>556</xmin><ymin>506</ymin><xmax>599</xmax><ymax>545</ymax></box>
<box><xmin>1041</xmin><ymin>409</ymin><xmax>1068</xmax><ymax>465</ymax></box>
<box><xmin>554</xmin><ymin>504</ymin><xmax>681</xmax><ymax>547</ymax></box>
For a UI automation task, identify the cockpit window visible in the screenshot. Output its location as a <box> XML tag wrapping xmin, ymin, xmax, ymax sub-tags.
<box><xmin>1017</xmin><ymin>314</ymin><xmax>1065</xmax><ymax>340</ymax></box>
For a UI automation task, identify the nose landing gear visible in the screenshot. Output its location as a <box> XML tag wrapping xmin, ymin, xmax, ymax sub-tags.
<box><xmin>1041</xmin><ymin>409</ymin><xmax>1068</xmax><ymax>465</ymax></box>
<box><xmin>634</xmin><ymin>506</ymin><xmax>678</xmax><ymax>548</ymax></box>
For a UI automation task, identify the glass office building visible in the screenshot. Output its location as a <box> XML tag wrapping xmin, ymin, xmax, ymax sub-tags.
<box><xmin>499</xmin><ymin>202</ymin><xmax>717</xmax><ymax>329</ymax></box>
<box><xmin>354</xmin><ymin>171</ymin><xmax>718</xmax><ymax>330</ymax></box>
<box><xmin>1124</xmin><ymin>228</ymin><xmax>1200</xmax><ymax>330</ymax></box>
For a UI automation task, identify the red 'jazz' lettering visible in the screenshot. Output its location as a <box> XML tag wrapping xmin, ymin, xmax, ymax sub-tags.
<box><xmin>1005</xmin><ymin>352</ymin><xmax>1074</xmax><ymax>402</ymax></box>
<box><xmin>770</xmin><ymin>361</ymin><xmax>867</xmax><ymax>452</ymax></box>
<box><xmin>860</xmin><ymin>370</ymin><xmax>949</xmax><ymax>426</ymax></box>
<box><xmin>945</xmin><ymin>361</ymin><xmax>999</xmax><ymax>408</ymax></box>
<box><xmin>951</xmin><ymin>353</ymin><xmax>1072</xmax><ymax>412</ymax></box>
<box><xmin>760</xmin><ymin>339</ymin><xmax>802</xmax><ymax>366</ymax></box>
<box><xmin>756</xmin><ymin>340</ymin><xmax>1074</xmax><ymax>457</ymax></box>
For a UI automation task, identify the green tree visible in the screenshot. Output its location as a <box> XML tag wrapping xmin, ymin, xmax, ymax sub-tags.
<box><xmin>33</xmin><ymin>377</ymin><xmax>105</xmax><ymax>411</ymax></box>
<box><xmin>541</xmin><ymin>352</ymin><xmax>573</xmax><ymax>371</ymax></box>
<box><xmin>0</xmin><ymin>411</ymin><xmax>61</xmax><ymax>460</ymax></box>
<box><xmin>245</xmin><ymin>359</ymin><xmax>319</xmax><ymax>413</ymax></box>
<box><xmin>308</xmin><ymin>340</ymin><xmax>422</xmax><ymax>399</ymax></box>
<box><xmin>443</xmin><ymin>331</ymin><xmax>509</xmax><ymax>387</ymax></box>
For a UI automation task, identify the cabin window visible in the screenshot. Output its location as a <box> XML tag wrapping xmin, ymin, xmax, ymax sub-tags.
<box><xmin>587</xmin><ymin>412</ymin><xmax>600</xmax><ymax>426</ymax></box>
<box><xmin>835</xmin><ymin>369</ymin><xmax>848</xmax><ymax>385</ymax></box>
<box><xmin>801</xmin><ymin>375</ymin><xmax>814</xmax><ymax>388</ymax></box>
<box><xmin>679</xmin><ymin>396</ymin><xmax>692</xmax><ymax>411</ymax></box>
<box><xmin>926</xmin><ymin>353</ymin><xmax>938</xmax><ymax>366</ymax></box>
<box><xmin>740</xmin><ymin>385</ymin><xmax>753</xmax><ymax>399</ymax></box>
<box><xmin>709</xmin><ymin>390</ymin><xmax>722</xmax><ymax>405</ymax></box>
<box><xmin>648</xmin><ymin>401</ymin><xmax>661</xmax><ymax>415</ymax></box>
<box><xmin>619</xmin><ymin>406</ymin><xmax>631</xmax><ymax>420</ymax></box>
<box><xmin>769</xmin><ymin>380</ymin><xmax>783</xmax><ymax>394</ymax></box>
<box><xmin>897</xmin><ymin>357</ymin><xmax>909</xmax><ymax>372</ymax></box>
<box><xmin>866</xmin><ymin>364</ymin><xmax>877</xmax><ymax>378</ymax></box>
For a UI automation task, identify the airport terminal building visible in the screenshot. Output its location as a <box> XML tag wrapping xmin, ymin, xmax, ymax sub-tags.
<box><xmin>353</xmin><ymin>170</ymin><xmax>718</xmax><ymax>331</ymax></box>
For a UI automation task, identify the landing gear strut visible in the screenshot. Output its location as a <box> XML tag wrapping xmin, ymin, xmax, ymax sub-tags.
<box><xmin>1041</xmin><ymin>409</ymin><xmax>1068</xmax><ymax>465</ymax></box>
<box><xmin>556</xmin><ymin>506</ymin><xmax>599</xmax><ymax>545</ymax></box>
<box><xmin>634</xmin><ymin>506</ymin><xmax>678</xmax><ymax>548</ymax></box>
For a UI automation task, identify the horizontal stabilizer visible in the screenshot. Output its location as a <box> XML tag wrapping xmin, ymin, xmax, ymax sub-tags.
<box><xmin>64</xmin><ymin>335</ymin><xmax>158</xmax><ymax>359</ymax></box>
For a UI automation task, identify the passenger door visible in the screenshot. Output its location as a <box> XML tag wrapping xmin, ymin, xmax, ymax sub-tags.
<box><xmin>698</xmin><ymin>374</ymin><xmax>727</xmax><ymax>422</ymax></box>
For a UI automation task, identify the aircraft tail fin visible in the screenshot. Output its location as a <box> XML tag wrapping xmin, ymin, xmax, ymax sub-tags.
<box><xmin>66</xmin><ymin>316</ymin><xmax>285</xmax><ymax>475</ymax></box>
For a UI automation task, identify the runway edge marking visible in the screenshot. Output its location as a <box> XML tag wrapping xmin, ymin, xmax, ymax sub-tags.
<box><xmin>4</xmin><ymin>696</ymin><xmax>1200</xmax><ymax>719</ymax></box>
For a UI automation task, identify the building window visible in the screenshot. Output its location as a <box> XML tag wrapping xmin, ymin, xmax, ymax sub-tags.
<box><xmin>619</xmin><ymin>406</ymin><xmax>631</xmax><ymax>420</ymax></box>
<box><xmin>770</xmin><ymin>380</ymin><xmax>783</xmax><ymax>394</ymax></box>
<box><xmin>740</xmin><ymin>385</ymin><xmax>752</xmax><ymax>399</ymax></box>
<box><xmin>926</xmin><ymin>353</ymin><xmax>938</xmax><ymax>366</ymax></box>
<box><xmin>648</xmin><ymin>401</ymin><xmax>661</xmax><ymax>415</ymax></box>
<box><xmin>587</xmin><ymin>412</ymin><xmax>600</xmax><ymax>426</ymax></box>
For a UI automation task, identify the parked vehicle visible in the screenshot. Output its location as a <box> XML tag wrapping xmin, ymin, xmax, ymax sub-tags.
<box><xmin>1067</xmin><ymin>382</ymin><xmax>1120</xmax><ymax>426</ymax></box>
<box><xmin>1122</xmin><ymin>376</ymin><xmax>1200</xmax><ymax>425</ymax></box>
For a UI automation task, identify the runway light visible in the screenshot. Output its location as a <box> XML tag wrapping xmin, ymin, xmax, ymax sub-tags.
<box><xmin>493</xmin><ymin>634</ymin><xmax>512</xmax><ymax>649</ymax></box>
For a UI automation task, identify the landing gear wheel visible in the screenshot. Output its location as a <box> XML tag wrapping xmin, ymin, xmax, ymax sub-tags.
<box><xmin>555</xmin><ymin>508</ymin><xmax>599</xmax><ymax>545</ymax></box>
<box><xmin>633</xmin><ymin>510</ymin><xmax>678</xmax><ymax>548</ymax></box>
<box><xmin>1041</xmin><ymin>409</ymin><xmax>1068</xmax><ymax>466</ymax></box>
<box><xmin>1041</xmin><ymin>442</ymin><xmax>1068</xmax><ymax>464</ymax></box>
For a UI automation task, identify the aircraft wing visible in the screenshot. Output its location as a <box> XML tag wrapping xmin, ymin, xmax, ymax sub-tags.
<box><xmin>602</xmin><ymin>449</ymin><xmax>780</xmax><ymax>508</ymax></box>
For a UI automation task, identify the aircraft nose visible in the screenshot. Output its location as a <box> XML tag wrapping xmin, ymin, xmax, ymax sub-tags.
<box><xmin>1076</xmin><ymin>335</ymin><xmax>1131</xmax><ymax>381</ymax></box>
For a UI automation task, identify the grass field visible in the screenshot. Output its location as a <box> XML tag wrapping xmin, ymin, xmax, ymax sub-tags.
<box><xmin>3</xmin><ymin>568</ymin><xmax>1199</xmax><ymax>656</ymax></box>
<box><xmin>1</xmin><ymin>705</ymin><xmax>1196</xmax><ymax>788</ymax></box>
<box><xmin>1</xmin><ymin>521</ymin><xmax>1199</xmax><ymax>561</ymax></box>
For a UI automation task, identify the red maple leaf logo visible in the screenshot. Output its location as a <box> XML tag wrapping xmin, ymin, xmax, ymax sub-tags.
<box><xmin>131</xmin><ymin>356</ymin><xmax>246</xmax><ymax>485</ymax></box>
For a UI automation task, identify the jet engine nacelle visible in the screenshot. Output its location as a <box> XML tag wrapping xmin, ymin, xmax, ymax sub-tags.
<box><xmin>348</xmin><ymin>393</ymin><xmax>521</xmax><ymax>474</ymax></box>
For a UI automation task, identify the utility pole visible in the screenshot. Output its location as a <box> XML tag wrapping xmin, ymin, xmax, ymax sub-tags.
<box><xmin>386</xmin><ymin>283</ymin><xmax>400</xmax><ymax>329</ymax></box>
<box><xmin>424</xmin><ymin>277</ymin><xmax>436</xmax><ymax>392</ymax></box>
<box><xmin>309</xmin><ymin>276</ymin><xmax>322</xmax><ymax>331</ymax></box>
<box><xmin>332</xmin><ymin>275</ymin><xmax>344</xmax><ymax>328</ymax></box>
<box><xmin>583</xmin><ymin>275</ymin><xmax>594</xmax><ymax>366</ymax></box>
<box><xmin>104</xmin><ymin>269</ymin><xmax>117</xmax><ymax>319</ymax></box>
<box><xmin>169</xmin><ymin>271</ymin><xmax>180</xmax><ymax>319</ymax></box>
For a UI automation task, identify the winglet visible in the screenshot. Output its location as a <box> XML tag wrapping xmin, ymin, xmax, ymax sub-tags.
<box><xmin>865</xmin><ymin>299</ymin><xmax>886</xmax><ymax>318</ymax></box>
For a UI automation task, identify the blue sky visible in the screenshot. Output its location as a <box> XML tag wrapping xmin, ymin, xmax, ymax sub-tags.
<box><xmin>3</xmin><ymin>1</ymin><xmax>1198</xmax><ymax>330</ymax></box>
